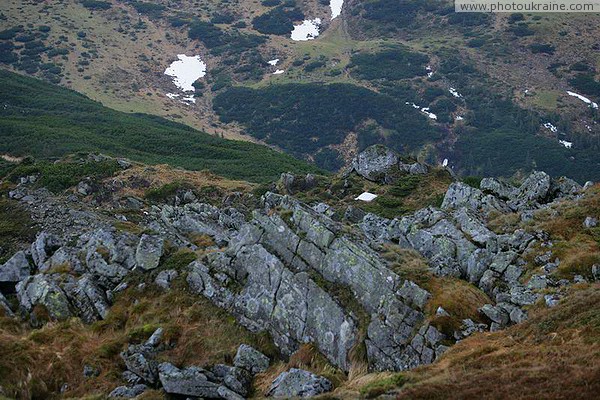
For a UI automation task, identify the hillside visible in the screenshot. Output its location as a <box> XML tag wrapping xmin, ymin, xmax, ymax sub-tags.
<box><xmin>0</xmin><ymin>70</ymin><xmax>321</xmax><ymax>183</ymax></box>
<box><xmin>0</xmin><ymin>0</ymin><xmax>599</xmax><ymax>180</ymax></box>
<box><xmin>0</xmin><ymin>145</ymin><xmax>598</xmax><ymax>398</ymax></box>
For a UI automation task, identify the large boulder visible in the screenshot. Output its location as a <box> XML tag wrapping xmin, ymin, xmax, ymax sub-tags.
<box><xmin>158</xmin><ymin>362</ymin><xmax>220</xmax><ymax>398</ymax></box>
<box><xmin>16</xmin><ymin>274</ymin><xmax>72</xmax><ymax>321</ymax></box>
<box><xmin>0</xmin><ymin>251</ymin><xmax>31</xmax><ymax>284</ymax></box>
<box><xmin>515</xmin><ymin>171</ymin><xmax>551</xmax><ymax>204</ymax></box>
<box><xmin>30</xmin><ymin>232</ymin><xmax>62</xmax><ymax>268</ymax></box>
<box><xmin>267</xmin><ymin>368</ymin><xmax>333</xmax><ymax>398</ymax></box>
<box><xmin>233</xmin><ymin>344</ymin><xmax>270</xmax><ymax>374</ymax></box>
<box><xmin>120</xmin><ymin>337</ymin><xmax>160</xmax><ymax>384</ymax></box>
<box><xmin>352</xmin><ymin>145</ymin><xmax>399</xmax><ymax>183</ymax></box>
<box><xmin>135</xmin><ymin>234</ymin><xmax>164</xmax><ymax>271</ymax></box>
<box><xmin>62</xmin><ymin>274</ymin><xmax>110</xmax><ymax>323</ymax></box>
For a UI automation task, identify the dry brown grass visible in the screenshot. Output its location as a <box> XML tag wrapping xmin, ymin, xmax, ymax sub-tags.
<box><xmin>110</xmin><ymin>164</ymin><xmax>253</xmax><ymax>199</ymax></box>
<box><xmin>537</xmin><ymin>185</ymin><xmax>600</xmax><ymax>241</ymax></box>
<box><xmin>0</xmin><ymin>275</ymin><xmax>279</xmax><ymax>399</ymax></box>
<box><xmin>345</xmin><ymin>283</ymin><xmax>600</xmax><ymax>400</ymax></box>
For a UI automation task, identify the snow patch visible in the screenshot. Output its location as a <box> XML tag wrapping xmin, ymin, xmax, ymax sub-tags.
<box><xmin>426</xmin><ymin>65</ymin><xmax>434</xmax><ymax>78</ymax></box>
<box><xmin>166</xmin><ymin>93</ymin><xmax>179</xmax><ymax>99</ymax></box>
<box><xmin>330</xmin><ymin>0</ymin><xmax>343</xmax><ymax>19</ymax></box>
<box><xmin>181</xmin><ymin>95</ymin><xmax>196</xmax><ymax>104</ymax></box>
<box><xmin>164</xmin><ymin>54</ymin><xmax>206</xmax><ymax>92</ymax></box>
<box><xmin>273</xmin><ymin>69</ymin><xmax>285</xmax><ymax>75</ymax></box>
<box><xmin>291</xmin><ymin>19</ymin><xmax>321</xmax><ymax>41</ymax></box>
<box><xmin>566</xmin><ymin>91</ymin><xmax>598</xmax><ymax>109</ymax></box>
<box><xmin>543</xmin><ymin>122</ymin><xmax>558</xmax><ymax>133</ymax></box>
<box><xmin>442</xmin><ymin>158</ymin><xmax>448</xmax><ymax>167</ymax></box>
<box><xmin>449</xmin><ymin>88</ymin><xmax>463</xmax><ymax>98</ymax></box>
<box><xmin>420</xmin><ymin>107</ymin><xmax>437</xmax><ymax>120</ymax></box>
<box><xmin>455</xmin><ymin>116</ymin><xmax>464</xmax><ymax>121</ymax></box>
<box><xmin>559</xmin><ymin>140</ymin><xmax>573</xmax><ymax>149</ymax></box>
<box><xmin>355</xmin><ymin>192</ymin><xmax>378</xmax><ymax>202</ymax></box>
<box><xmin>267</xmin><ymin>59</ymin><xmax>279</xmax><ymax>66</ymax></box>
<box><xmin>406</xmin><ymin>102</ymin><xmax>437</xmax><ymax>120</ymax></box>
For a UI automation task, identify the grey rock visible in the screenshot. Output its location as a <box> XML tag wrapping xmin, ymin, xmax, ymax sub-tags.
<box><xmin>544</xmin><ymin>294</ymin><xmax>561</xmax><ymax>307</ymax></box>
<box><xmin>234</xmin><ymin>344</ymin><xmax>270</xmax><ymax>374</ymax></box>
<box><xmin>267</xmin><ymin>368</ymin><xmax>333</xmax><ymax>398</ymax></box>
<box><xmin>122</xmin><ymin>371</ymin><xmax>143</xmax><ymax>384</ymax></box>
<box><xmin>344</xmin><ymin>206</ymin><xmax>366</xmax><ymax>223</ymax></box>
<box><xmin>0</xmin><ymin>251</ymin><xmax>31</xmax><ymax>283</ymax></box>
<box><xmin>16</xmin><ymin>274</ymin><xmax>72</xmax><ymax>321</ymax></box>
<box><xmin>455</xmin><ymin>319</ymin><xmax>487</xmax><ymax>340</ymax></box>
<box><xmin>352</xmin><ymin>145</ymin><xmax>399</xmax><ymax>183</ymax></box>
<box><xmin>280</xmin><ymin>172</ymin><xmax>295</xmax><ymax>193</ymax></box>
<box><xmin>592</xmin><ymin>264</ymin><xmax>600</xmax><ymax>281</ymax></box>
<box><xmin>108</xmin><ymin>384</ymin><xmax>147</xmax><ymax>398</ymax></box>
<box><xmin>480</xmin><ymin>304</ymin><xmax>509</xmax><ymax>325</ymax></box>
<box><xmin>436</xmin><ymin>306</ymin><xmax>449</xmax><ymax>316</ymax></box>
<box><xmin>31</xmin><ymin>232</ymin><xmax>62</xmax><ymax>268</ymax></box>
<box><xmin>40</xmin><ymin>246</ymin><xmax>84</xmax><ymax>274</ymax></box>
<box><xmin>0</xmin><ymin>292</ymin><xmax>13</xmax><ymax>316</ymax></box>
<box><xmin>155</xmin><ymin>269</ymin><xmax>178</xmax><ymax>289</ymax></box>
<box><xmin>135</xmin><ymin>234</ymin><xmax>164</xmax><ymax>271</ymax></box>
<box><xmin>117</xmin><ymin>159</ymin><xmax>132</xmax><ymax>169</ymax></box>
<box><xmin>77</xmin><ymin>180</ymin><xmax>93</xmax><ymax>196</ymax></box>
<box><xmin>397</xmin><ymin>281</ymin><xmax>430</xmax><ymax>311</ymax></box>
<box><xmin>120</xmin><ymin>346</ymin><xmax>158</xmax><ymax>384</ymax></box>
<box><xmin>218</xmin><ymin>385</ymin><xmax>246</xmax><ymax>400</ymax></box>
<box><xmin>158</xmin><ymin>362</ymin><xmax>220</xmax><ymax>397</ymax></box>
<box><xmin>480</xmin><ymin>177</ymin><xmax>516</xmax><ymax>200</ymax></box>
<box><xmin>583</xmin><ymin>216</ymin><xmax>598</xmax><ymax>228</ymax></box>
<box><xmin>509</xmin><ymin>307</ymin><xmax>527</xmax><ymax>324</ymax></box>
<box><xmin>312</xmin><ymin>202</ymin><xmax>333</xmax><ymax>216</ymax></box>
<box><xmin>83</xmin><ymin>364</ymin><xmax>99</xmax><ymax>378</ymax></box>
<box><xmin>222</xmin><ymin>366</ymin><xmax>252</xmax><ymax>396</ymax></box>
<box><xmin>442</xmin><ymin>182</ymin><xmax>509</xmax><ymax>215</ymax></box>
<box><xmin>550</xmin><ymin>177</ymin><xmax>582</xmax><ymax>199</ymax></box>
<box><xmin>145</xmin><ymin>327</ymin><xmax>164</xmax><ymax>347</ymax></box>
<box><xmin>509</xmin><ymin>285</ymin><xmax>538</xmax><ymax>306</ymax></box>
<box><xmin>62</xmin><ymin>274</ymin><xmax>110</xmax><ymax>323</ymax></box>
<box><xmin>516</xmin><ymin>171</ymin><xmax>551</xmax><ymax>204</ymax></box>
<box><xmin>527</xmin><ymin>275</ymin><xmax>548</xmax><ymax>290</ymax></box>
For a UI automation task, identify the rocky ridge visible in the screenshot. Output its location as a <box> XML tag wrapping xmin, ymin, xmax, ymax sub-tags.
<box><xmin>0</xmin><ymin>148</ymin><xmax>598</xmax><ymax>398</ymax></box>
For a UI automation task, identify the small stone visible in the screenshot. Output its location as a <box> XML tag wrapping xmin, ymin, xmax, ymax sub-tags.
<box><xmin>155</xmin><ymin>269</ymin><xmax>178</xmax><ymax>289</ymax></box>
<box><xmin>583</xmin><ymin>216</ymin><xmax>598</xmax><ymax>228</ymax></box>
<box><xmin>267</xmin><ymin>368</ymin><xmax>333</xmax><ymax>398</ymax></box>
<box><xmin>436</xmin><ymin>306</ymin><xmax>449</xmax><ymax>316</ymax></box>
<box><xmin>108</xmin><ymin>384</ymin><xmax>147</xmax><ymax>398</ymax></box>
<box><xmin>545</xmin><ymin>294</ymin><xmax>561</xmax><ymax>307</ymax></box>
<box><xmin>83</xmin><ymin>364</ymin><xmax>99</xmax><ymax>378</ymax></box>
<box><xmin>233</xmin><ymin>344</ymin><xmax>270</xmax><ymax>374</ymax></box>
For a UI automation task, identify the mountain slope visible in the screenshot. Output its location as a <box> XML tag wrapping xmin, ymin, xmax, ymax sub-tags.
<box><xmin>1</xmin><ymin>0</ymin><xmax>599</xmax><ymax>180</ymax></box>
<box><xmin>0</xmin><ymin>70</ymin><xmax>321</xmax><ymax>182</ymax></box>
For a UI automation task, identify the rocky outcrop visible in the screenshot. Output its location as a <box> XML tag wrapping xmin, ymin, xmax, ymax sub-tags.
<box><xmin>352</xmin><ymin>145</ymin><xmax>399</xmax><ymax>182</ymax></box>
<box><xmin>268</xmin><ymin>368</ymin><xmax>333</xmax><ymax>398</ymax></box>
<box><xmin>358</xmin><ymin>170</ymin><xmax>584</xmax><ymax>332</ymax></box>
<box><xmin>351</xmin><ymin>145</ymin><xmax>428</xmax><ymax>183</ymax></box>
<box><xmin>181</xmin><ymin>192</ymin><xmax>442</xmax><ymax>372</ymax></box>
<box><xmin>0</xmin><ymin>251</ymin><xmax>31</xmax><ymax>284</ymax></box>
